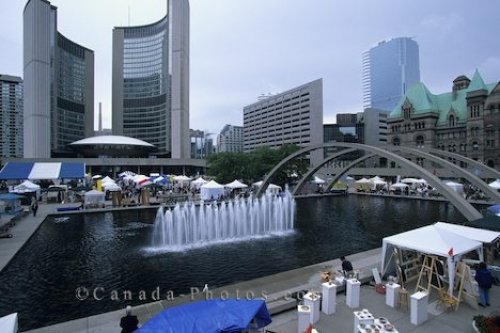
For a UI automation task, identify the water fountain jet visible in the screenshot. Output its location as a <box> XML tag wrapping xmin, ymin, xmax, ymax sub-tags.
<box><xmin>152</xmin><ymin>189</ymin><xmax>295</xmax><ymax>250</ymax></box>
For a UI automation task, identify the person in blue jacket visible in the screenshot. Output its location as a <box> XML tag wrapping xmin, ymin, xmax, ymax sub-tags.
<box><xmin>475</xmin><ymin>262</ymin><xmax>493</xmax><ymax>307</ymax></box>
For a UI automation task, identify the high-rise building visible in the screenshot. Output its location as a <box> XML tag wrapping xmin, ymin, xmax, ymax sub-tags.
<box><xmin>112</xmin><ymin>0</ymin><xmax>190</xmax><ymax>159</ymax></box>
<box><xmin>243</xmin><ymin>79</ymin><xmax>323</xmax><ymax>165</ymax></box>
<box><xmin>217</xmin><ymin>124</ymin><xmax>243</xmax><ymax>153</ymax></box>
<box><xmin>190</xmin><ymin>129</ymin><xmax>214</xmax><ymax>159</ymax></box>
<box><xmin>362</xmin><ymin>37</ymin><xmax>420</xmax><ymax>111</ymax></box>
<box><xmin>0</xmin><ymin>75</ymin><xmax>23</xmax><ymax>157</ymax></box>
<box><xmin>361</xmin><ymin>108</ymin><xmax>389</xmax><ymax>146</ymax></box>
<box><xmin>23</xmin><ymin>0</ymin><xmax>94</xmax><ymax>158</ymax></box>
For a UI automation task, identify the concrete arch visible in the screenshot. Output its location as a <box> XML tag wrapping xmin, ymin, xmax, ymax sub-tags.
<box><xmin>292</xmin><ymin>148</ymin><xmax>357</xmax><ymax>195</ymax></box>
<box><xmin>423</xmin><ymin>148</ymin><xmax>500</xmax><ymax>180</ymax></box>
<box><xmin>257</xmin><ymin>143</ymin><xmax>482</xmax><ymax>221</ymax></box>
<box><xmin>386</xmin><ymin>146</ymin><xmax>500</xmax><ymax>202</ymax></box>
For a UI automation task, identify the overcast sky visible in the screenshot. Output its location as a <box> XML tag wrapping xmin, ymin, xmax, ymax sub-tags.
<box><xmin>1</xmin><ymin>0</ymin><xmax>499</xmax><ymax>136</ymax></box>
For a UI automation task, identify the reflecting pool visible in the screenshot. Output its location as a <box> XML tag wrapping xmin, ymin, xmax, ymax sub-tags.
<box><xmin>0</xmin><ymin>195</ymin><xmax>467</xmax><ymax>330</ymax></box>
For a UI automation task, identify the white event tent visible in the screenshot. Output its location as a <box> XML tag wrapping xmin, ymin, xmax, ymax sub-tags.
<box><xmin>381</xmin><ymin>224</ymin><xmax>483</xmax><ymax>295</ymax></box>
<box><xmin>200</xmin><ymin>180</ymin><xmax>225</xmax><ymax>200</ymax></box>
<box><xmin>225</xmin><ymin>180</ymin><xmax>248</xmax><ymax>189</ymax></box>
<box><xmin>488</xmin><ymin>179</ymin><xmax>500</xmax><ymax>189</ymax></box>
<box><xmin>434</xmin><ymin>222</ymin><xmax>500</xmax><ymax>244</ymax></box>
<box><xmin>11</xmin><ymin>180</ymin><xmax>40</xmax><ymax>193</ymax></box>
<box><xmin>0</xmin><ymin>313</ymin><xmax>18</xmax><ymax>333</ymax></box>
<box><xmin>444</xmin><ymin>180</ymin><xmax>464</xmax><ymax>195</ymax></box>
<box><xmin>190</xmin><ymin>177</ymin><xmax>208</xmax><ymax>190</ymax></box>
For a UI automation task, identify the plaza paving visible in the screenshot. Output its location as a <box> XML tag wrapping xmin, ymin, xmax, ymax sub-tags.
<box><xmin>0</xmin><ymin>202</ymin><xmax>498</xmax><ymax>332</ymax></box>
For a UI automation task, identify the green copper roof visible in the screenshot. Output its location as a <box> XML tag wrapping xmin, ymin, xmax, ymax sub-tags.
<box><xmin>389</xmin><ymin>71</ymin><xmax>497</xmax><ymax>126</ymax></box>
<box><xmin>389</xmin><ymin>82</ymin><xmax>438</xmax><ymax>118</ymax></box>
<box><xmin>468</xmin><ymin>69</ymin><xmax>488</xmax><ymax>91</ymax></box>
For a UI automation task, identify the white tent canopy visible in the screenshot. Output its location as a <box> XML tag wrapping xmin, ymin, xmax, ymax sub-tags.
<box><xmin>488</xmin><ymin>179</ymin><xmax>500</xmax><ymax>189</ymax></box>
<box><xmin>401</xmin><ymin>178</ymin><xmax>427</xmax><ymax>185</ymax></box>
<box><xmin>101</xmin><ymin>176</ymin><xmax>114</xmax><ymax>184</ymax></box>
<box><xmin>190</xmin><ymin>177</ymin><xmax>208</xmax><ymax>190</ymax></box>
<box><xmin>313</xmin><ymin>176</ymin><xmax>325</xmax><ymax>184</ymax></box>
<box><xmin>11</xmin><ymin>180</ymin><xmax>40</xmax><ymax>193</ymax></box>
<box><xmin>84</xmin><ymin>190</ymin><xmax>105</xmax><ymax>207</ymax></box>
<box><xmin>381</xmin><ymin>225</ymin><xmax>483</xmax><ymax>294</ymax></box>
<box><xmin>0</xmin><ymin>313</ymin><xmax>18</xmax><ymax>333</ymax></box>
<box><xmin>225</xmin><ymin>180</ymin><xmax>248</xmax><ymax>189</ymax></box>
<box><xmin>103</xmin><ymin>182</ymin><xmax>122</xmax><ymax>192</ymax></box>
<box><xmin>434</xmin><ymin>222</ymin><xmax>500</xmax><ymax>244</ymax></box>
<box><xmin>200</xmin><ymin>180</ymin><xmax>225</xmax><ymax>200</ymax></box>
<box><xmin>389</xmin><ymin>182</ymin><xmax>409</xmax><ymax>191</ymax></box>
<box><xmin>252</xmin><ymin>181</ymin><xmax>282</xmax><ymax>192</ymax></box>
<box><xmin>369</xmin><ymin>176</ymin><xmax>385</xmax><ymax>182</ymax></box>
<box><xmin>444</xmin><ymin>180</ymin><xmax>464</xmax><ymax>194</ymax></box>
<box><xmin>355</xmin><ymin>177</ymin><xmax>371</xmax><ymax>184</ymax></box>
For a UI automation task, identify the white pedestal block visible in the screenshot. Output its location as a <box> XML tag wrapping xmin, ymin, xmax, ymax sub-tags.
<box><xmin>353</xmin><ymin>310</ymin><xmax>374</xmax><ymax>333</ymax></box>
<box><xmin>410</xmin><ymin>291</ymin><xmax>429</xmax><ymax>325</ymax></box>
<box><xmin>321</xmin><ymin>282</ymin><xmax>337</xmax><ymax>315</ymax></box>
<box><xmin>346</xmin><ymin>279</ymin><xmax>360</xmax><ymax>308</ymax></box>
<box><xmin>385</xmin><ymin>283</ymin><xmax>400</xmax><ymax>308</ymax></box>
<box><xmin>303</xmin><ymin>292</ymin><xmax>321</xmax><ymax>324</ymax></box>
<box><xmin>297</xmin><ymin>304</ymin><xmax>311</xmax><ymax>333</ymax></box>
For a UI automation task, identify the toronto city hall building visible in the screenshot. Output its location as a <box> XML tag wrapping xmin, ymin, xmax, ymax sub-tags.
<box><xmin>112</xmin><ymin>0</ymin><xmax>190</xmax><ymax>159</ymax></box>
<box><xmin>0</xmin><ymin>75</ymin><xmax>23</xmax><ymax>158</ymax></box>
<box><xmin>23</xmin><ymin>0</ymin><xmax>94</xmax><ymax>158</ymax></box>
<box><xmin>363</xmin><ymin>37</ymin><xmax>420</xmax><ymax>112</ymax></box>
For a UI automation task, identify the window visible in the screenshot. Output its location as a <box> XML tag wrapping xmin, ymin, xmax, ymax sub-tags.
<box><xmin>392</xmin><ymin>137</ymin><xmax>401</xmax><ymax>146</ymax></box>
<box><xmin>416</xmin><ymin>135</ymin><xmax>424</xmax><ymax>148</ymax></box>
<box><xmin>472</xmin><ymin>141</ymin><xmax>479</xmax><ymax>150</ymax></box>
<box><xmin>449</xmin><ymin>115</ymin><xmax>455</xmax><ymax>127</ymax></box>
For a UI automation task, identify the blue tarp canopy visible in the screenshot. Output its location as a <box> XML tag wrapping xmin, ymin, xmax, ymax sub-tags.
<box><xmin>0</xmin><ymin>162</ymin><xmax>85</xmax><ymax>180</ymax></box>
<box><xmin>136</xmin><ymin>299</ymin><xmax>272</xmax><ymax>333</ymax></box>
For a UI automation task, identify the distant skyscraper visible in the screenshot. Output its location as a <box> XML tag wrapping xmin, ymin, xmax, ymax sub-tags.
<box><xmin>0</xmin><ymin>75</ymin><xmax>23</xmax><ymax>157</ymax></box>
<box><xmin>217</xmin><ymin>124</ymin><xmax>243</xmax><ymax>153</ymax></box>
<box><xmin>112</xmin><ymin>0</ymin><xmax>190</xmax><ymax>159</ymax></box>
<box><xmin>23</xmin><ymin>0</ymin><xmax>94</xmax><ymax>158</ymax></box>
<box><xmin>243</xmin><ymin>79</ymin><xmax>324</xmax><ymax>165</ymax></box>
<box><xmin>362</xmin><ymin>37</ymin><xmax>420</xmax><ymax>112</ymax></box>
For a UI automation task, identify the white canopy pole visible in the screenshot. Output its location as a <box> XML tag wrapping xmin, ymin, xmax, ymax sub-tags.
<box><xmin>447</xmin><ymin>256</ymin><xmax>455</xmax><ymax>295</ymax></box>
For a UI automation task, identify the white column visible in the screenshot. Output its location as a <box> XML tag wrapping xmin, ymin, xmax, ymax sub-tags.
<box><xmin>410</xmin><ymin>291</ymin><xmax>429</xmax><ymax>325</ymax></box>
<box><xmin>321</xmin><ymin>282</ymin><xmax>337</xmax><ymax>315</ymax></box>
<box><xmin>297</xmin><ymin>304</ymin><xmax>311</xmax><ymax>333</ymax></box>
<box><xmin>346</xmin><ymin>278</ymin><xmax>361</xmax><ymax>308</ymax></box>
<box><xmin>303</xmin><ymin>292</ymin><xmax>321</xmax><ymax>324</ymax></box>
<box><xmin>385</xmin><ymin>283</ymin><xmax>401</xmax><ymax>308</ymax></box>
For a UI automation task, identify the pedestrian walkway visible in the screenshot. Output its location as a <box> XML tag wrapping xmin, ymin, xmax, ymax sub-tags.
<box><xmin>23</xmin><ymin>246</ymin><xmax>499</xmax><ymax>333</ymax></box>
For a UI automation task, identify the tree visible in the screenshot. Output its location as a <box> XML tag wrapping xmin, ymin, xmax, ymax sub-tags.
<box><xmin>207</xmin><ymin>144</ymin><xmax>309</xmax><ymax>188</ymax></box>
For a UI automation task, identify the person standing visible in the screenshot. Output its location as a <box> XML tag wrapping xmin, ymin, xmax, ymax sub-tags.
<box><xmin>340</xmin><ymin>256</ymin><xmax>354</xmax><ymax>277</ymax></box>
<box><xmin>120</xmin><ymin>305</ymin><xmax>139</xmax><ymax>333</ymax></box>
<box><xmin>475</xmin><ymin>262</ymin><xmax>493</xmax><ymax>307</ymax></box>
<box><xmin>31</xmin><ymin>197</ymin><xmax>38</xmax><ymax>217</ymax></box>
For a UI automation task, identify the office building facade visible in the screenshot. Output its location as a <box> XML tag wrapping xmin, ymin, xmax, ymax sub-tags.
<box><xmin>217</xmin><ymin>124</ymin><xmax>243</xmax><ymax>153</ymax></box>
<box><xmin>23</xmin><ymin>0</ymin><xmax>94</xmax><ymax>158</ymax></box>
<box><xmin>112</xmin><ymin>0</ymin><xmax>190</xmax><ymax>158</ymax></box>
<box><xmin>362</xmin><ymin>37</ymin><xmax>420</xmax><ymax>111</ymax></box>
<box><xmin>243</xmin><ymin>79</ymin><xmax>323</xmax><ymax>165</ymax></box>
<box><xmin>0</xmin><ymin>75</ymin><xmax>23</xmax><ymax>157</ymax></box>
<box><xmin>387</xmin><ymin>71</ymin><xmax>500</xmax><ymax>169</ymax></box>
<box><xmin>361</xmin><ymin>108</ymin><xmax>389</xmax><ymax>146</ymax></box>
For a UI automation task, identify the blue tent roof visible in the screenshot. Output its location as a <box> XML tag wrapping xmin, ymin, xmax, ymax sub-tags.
<box><xmin>0</xmin><ymin>162</ymin><xmax>85</xmax><ymax>180</ymax></box>
<box><xmin>136</xmin><ymin>299</ymin><xmax>272</xmax><ymax>333</ymax></box>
